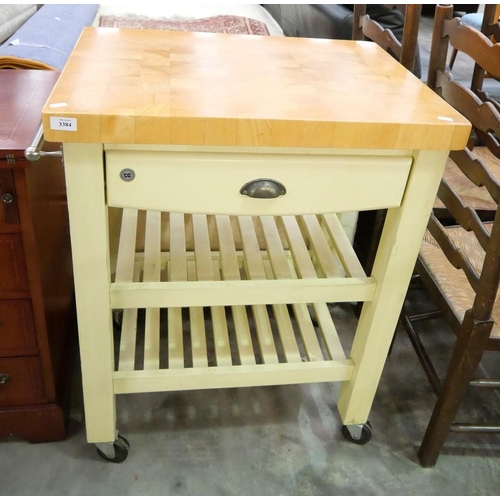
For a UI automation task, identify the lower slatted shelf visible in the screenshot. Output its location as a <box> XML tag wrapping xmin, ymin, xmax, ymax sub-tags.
<box><xmin>110</xmin><ymin>210</ymin><xmax>366</xmax><ymax>394</ymax></box>
<box><xmin>113</xmin><ymin>301</ymin><xmax>354</xmax><ymax>394</ymax></box>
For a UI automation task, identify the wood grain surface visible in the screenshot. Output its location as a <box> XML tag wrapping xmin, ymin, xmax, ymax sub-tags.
<box><xmin>42</xmin><ymin>28</ymin><xmax>470</xmax><ymax>150</ymax></box>
<box><xmin>0</xmin><ymin>70</ymin><xmax>60</xmax><ymax>157</ymax></box>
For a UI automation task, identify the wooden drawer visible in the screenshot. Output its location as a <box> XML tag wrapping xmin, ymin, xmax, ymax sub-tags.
<box><xmin>0</xmin><ymin>356</ymin><xmax>46</xmax><ymax>407</ymax></box>
<box><xmin>0</xmin><ymin>233</ymin><xmax>29</xmax><ymax>291</ymax></box>
<box><xmin>0</xmin><ymin>300</ymin><xmax>37</xmax><ymax>357</ymax></box>
<box><xmin>105</xmin><ymin>150</ymin><xmax>412</xmax><ymax>215</ymax></box>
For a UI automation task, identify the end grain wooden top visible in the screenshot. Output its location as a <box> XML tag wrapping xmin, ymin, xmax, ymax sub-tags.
<box><xmin>42</xmin><ymin>28</ymin><xmax>470</xmax><ymax>150</ymax></box>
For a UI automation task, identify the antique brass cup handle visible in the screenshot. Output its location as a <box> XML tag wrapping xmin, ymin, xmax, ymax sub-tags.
<box><xmin>240</xmin><ymin>179</ymin><xmax>286</xmax><ymax>199</ymax></box>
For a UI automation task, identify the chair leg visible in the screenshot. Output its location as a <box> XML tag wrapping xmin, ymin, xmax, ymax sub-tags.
<box><xmin>418</xmin><ymin>311</ymin><xmax>493</xmax><ymax>467</ymax></box>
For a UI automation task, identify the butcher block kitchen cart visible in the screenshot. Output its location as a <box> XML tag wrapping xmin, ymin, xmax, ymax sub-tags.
<box><xmin>42</xmin><ymin>27</ymin><xmax>470</xmax><ymax>462</ymax></box>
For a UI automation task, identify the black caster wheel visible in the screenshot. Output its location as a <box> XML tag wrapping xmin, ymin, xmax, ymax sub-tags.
<box><xmin>341</xmin><ymin>422</ymin><xmax>373</xmax><ymax>445</ymax></box>
<box><xmin>96</xmin><ymin>434</ymin><xmax>130</xmax><ymax>463</ymax></box>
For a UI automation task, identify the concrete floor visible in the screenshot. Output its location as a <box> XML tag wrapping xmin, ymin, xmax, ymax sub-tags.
<box><xmin>2</xmin><ymin>8</ymin><xmax>500</xmax><ymax>496</ymax></box>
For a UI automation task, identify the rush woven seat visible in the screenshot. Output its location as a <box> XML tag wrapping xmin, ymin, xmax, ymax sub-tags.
<box><xmin>420</xmin><ymin>223</ymin><xmax>500</xmax><ymax>341</ymax></box>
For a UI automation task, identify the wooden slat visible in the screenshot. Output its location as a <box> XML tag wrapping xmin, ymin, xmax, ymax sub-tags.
<box><xmin>292</xmin><ymin>304</ymin><xmax>324</xmax><ymax>362</ymax></box>
<box><xmin>115</xmin><ymin>208</ymin><xmax>140</xmax><ymax>371</ymax></box>
<box><xmin>271</xmin><ymin>304</ymin><xmax>302</xmax><ymax>363</ymax></box>
<box><xmin>118</xmin><ymin>265</ymin><xmax>141</xmax><ymax>371</ymax></box>
<box><xmin>238</xmin><ymin>216</ymin><xmax>279</xmax><ymax>364</ymax></box>
<box><xmin>211</xmin><ymin>248</ymin><xmax>233</xmax><ymax>367</ymax></box>
<box><xmin>259</xmin><ymin>216</ymin><xmax>292</xmax><ymax>280</ymax></box>
<box><xmin>215</xmin><ymin>215</ymin><xmax>241</xmax><ymax>280</ymax></box>
<box><xmin>192</xmin><ymin>214</ymin><xmax>213</xmax><ymax>281</ymax></box>
<box><xmin>143</xmin><ymin>211</ymin><xmax>161</xmax><ymax>370</ymax></box>
<box><xmin>215</xmin><ymin>215</ymin><xmax>255</xmax><ymax>365</ymax></box>
<box><xmin>238</xmin><ymin>216</ymin><xmax>267</xmax><ymax>278</ymax></box>
<box><xmin>320</xmin><ymin>214</ymin><xmax>367</xmax><ymax>279</ymax></box>
<box><xmin>280</xmin><ymin>216</ymin><xmax>317</xmax><ymax>279</ymax></box>
<box><xmin>168</xmin><ymin>213</ymin><xmax>188</xmax><ymax>369</ymax></box>
<box><xmin>312</xmin><ymin>303</ymin><xmax>347</xmax><ymax>362</ymax></box>
<box><xmin>278</xmin><ymin>242</ymin><xmax>329</xmax><ymax>361</ymax></box>
<box><xmin>194</xmin><ymin>214</ymin><xmax>232</xmax><ymax>366</ymax></box>
<box><xmin>114</xmin><ymin>208</ymin><xmax>138</xmax><ymax>283</ymax></box>
<box><xmin>167</xmin><ymin>307</ymin><xmax>184</xmax><ymax>369</ymax></box>
<box><xmin>260</xmin><ymin>216</ymin><xmax>305</xmax><ymax>363</ymax></box>
<box><xmin>189</xmin><ymin>307</ymin><xmax>208</xmax><ymax>368</ymax></box>
<box><xmin>300</xmin><ymin>215</ymin><xmax>344</xmax><ymax>278</ymax></box>
<box><xmin>211</xmin><ymin>306</ymin><xmax>232</xmax><ymax>366</ymax></box>
<box><xmin>169</xmin><ymin>213</ymin><xmax>188</xmax><ymax>282</ymax></box>
<box><xmin>231</xmin><ymin>307</ymin><xmax>256</xmax><ymax>365</ymax></box>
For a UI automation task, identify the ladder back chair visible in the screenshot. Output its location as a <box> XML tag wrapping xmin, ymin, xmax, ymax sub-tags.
<box><xmin>402</xmin><ymin>3</ymin><xmax>500</xmax><ymax>468</ymax></box>
<box><xmin>428</xmin><ymin>4</ymin><xmax>500</xmax><ymax>221</ymax></box>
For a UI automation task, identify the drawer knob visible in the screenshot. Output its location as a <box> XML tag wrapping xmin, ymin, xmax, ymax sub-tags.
<box><xmin>0</xmin><ymin>374</ymin><xmax>12</xmax><ymax>385</ymax></box>
<box><xmin>2</xmin><ymin>193</ymin><xmax>14</xmax><ymax>204</ymax></box>
<box><xmin>240</xmin><ymin>179</ymin><xmax>286</xmax><ymax>199</ymax></box>
<box><xmin>119</xmin><ymin>168</ymin><xmax>136</xmax><ymax>182</ymax></box>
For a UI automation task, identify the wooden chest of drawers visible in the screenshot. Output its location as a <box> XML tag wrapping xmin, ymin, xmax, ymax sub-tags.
<box><xmin>0</xmin><ymin>70</ymin><xmax>75</xmax><ymax>442</ymax></box>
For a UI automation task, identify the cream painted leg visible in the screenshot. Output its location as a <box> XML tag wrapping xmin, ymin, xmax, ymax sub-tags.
<box><xmin>338</xmin><ymin>150</ymin><xmax>449</xmax><ymax>425</ymax></box>
<box><xmin>63</xmin><ymin>143</ymin><xmax>116</xmax><ymax>444</ymax></box>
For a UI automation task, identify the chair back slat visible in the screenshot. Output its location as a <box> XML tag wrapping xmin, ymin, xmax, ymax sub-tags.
<box><xmin>475</xmin><ymin>90</ymin><xmax>500</xmax><ymax>113</ymax></box>
<box><xmin>436</xmin><ymin>71</ymin><xmax>500</xmax><ymax>160</ymax></box>
<box><xmin>475</xmin><ymin>130</ymin><xmax>500</xmax><ymax>161</ymax></box>
<box><xmin>449</xmin><ymin>149</ymin><xmax>500</xmax><ymax>204</ymax></box>
<box><xmin>471</xmin><ymin>4</ymin><xmax>500</xmax><ymax>96</ymax></box>
<box><xmin>443</xmin><ymin>18</ymin><xmax>500</xmax><ymax>80</ymax></box>
<box><xmin>427</xmin><ymin>213</ymin><xmax>481</xmax><ymax>293</ymax></box>
<box><xmin>436</xmin><ymin>72</ymin><xmax>500</xmax><ymax>136</ymax></box>
<box><xmin>352</xmin><ymin>5</ymin><xmax>420</xmax><ymax>72</ymax></box>
<box><xmin>436</xmin><ymin>178</ymin><xmax>492</xmax><ymax>252</ymax></box>
<box><xmin>360</xmin><ymin>16</ymin><xmax>402</xmax><ymax>59</ymax></box>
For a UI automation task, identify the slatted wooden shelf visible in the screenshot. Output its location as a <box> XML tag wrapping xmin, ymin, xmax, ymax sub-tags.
<box><xmin>111</xmin><ymin>209</ymin><xmax>371</xmax><ymax>394</ymax></box>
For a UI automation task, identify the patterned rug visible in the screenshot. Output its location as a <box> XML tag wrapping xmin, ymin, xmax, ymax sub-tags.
<box><xmin>99</xmin><ymin>14</ymin><xmax>270</xmax><ymax>36</ymax></box>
